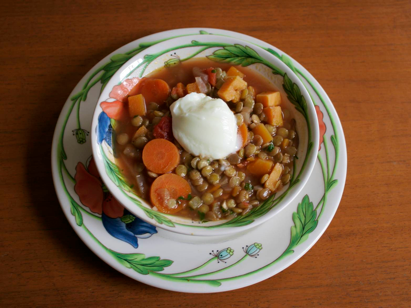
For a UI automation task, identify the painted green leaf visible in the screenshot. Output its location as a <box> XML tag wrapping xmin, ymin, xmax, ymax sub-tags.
<box><xmin>119</xmin><ymin>253</ymin><xmax>145</xmax><ymax>262</ymax></box>
<box><xmin>266</xmin><ymin>48</ymin><xmax>281</xmax><ymax>59</ymax></box>
<box><xmin>214</xmin><ymin>49</ymin><xmax>235</xmax><ymax>58</ymax></box>
<box><xmin>281</xmin><ymin>54</ymin><xmax>296</xmax><ymax>73</ymax></box>
<box><xmin>101</xmin><ymin>67</ymin><xmax>119</xmax><ymax>83</ymax></box>
<box><xmin>110</xmin><ymin>53</ymin><xmax>132</xmax><ymax>62</ymax></box>
<box><xmin>103</xmin><ymin>60</ymin><xmax>127</xmax><ymax>72</ymax></box>
<box><xmin>70</xmin><ymin>200</ymin><xmax>83</xmax><ymax>226</ymax></box>
<box><xmin>199</xmin><ymin>30</ymin><xmax>209</xmax><ymax>35</ymax></box>
<box><xmin>133</xmin><ymin>265</ymin><xmax>149</xmax><ymax>275</ymax></box>
<box><xmin>115</xmin><ymin>257</ymin><xmax>132</xmax><ymax>268</ymax></box>
<box><xmin>244</xmin><ymin>46</ymin><xmax>261</xmax><ymax>59</ymax></box>
<box><xmin>283</xmin><ymin>73</ymin><xmax>308</xmax><ymax>119</ymax></box>
<box><xmin>143</xmin><ymin>266</ymin><xmax>164</xmax><ymax>272</ymax></box>
<box><xmin>287</xmin><ymin>195</ymin><xmax>318</xmax><ymax>252</ymax></box>
<box><xmin>135</xmin><ymin>256</ymin><xmax>160</xmax><ymax>265</ymax></box>
<box><xmin>207</xmin><ymin>44</ymin><xmax>264</xmax><ymax>68</ymax></box>
<box><xmin>225</xmin><ymin>46</ymin><xmax>248</xmax><ymax>57</ymax></box>
<box><xmin>152</xmin><ymin>260</ymin><xmax>173</xmax><ymax>267</ymax></box>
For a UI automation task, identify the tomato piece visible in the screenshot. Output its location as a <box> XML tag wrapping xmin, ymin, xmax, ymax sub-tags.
<box><xmin>153</xmin><ymin>117</ymin><xmax>173</xmax><ymax>141</ymax></box>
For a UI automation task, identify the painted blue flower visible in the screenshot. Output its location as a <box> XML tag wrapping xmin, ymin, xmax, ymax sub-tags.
<box><xmin>243</xmin><ymin>243</ymin><xmax>263</xmax><ymax>257</ymax></box>
<box><xmin>97</xmin><ymin>112</ymin><xmax>113</xmax><ymax>147</ymax></box>
<box><xmin>210</xmin><ymin>247</ymin><xmax>234</xmax><ymax>263</ymax></box>
<box><xmin>102</xmin><ymin>209</ymin><xmax>157</xmax><ymax>248</ymax></box>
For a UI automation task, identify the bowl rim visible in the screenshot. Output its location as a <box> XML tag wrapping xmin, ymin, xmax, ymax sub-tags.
<box><xmin>91</xmin><ymin>34</ymin><xmax>319</xmax><ymax>236</ymax></box>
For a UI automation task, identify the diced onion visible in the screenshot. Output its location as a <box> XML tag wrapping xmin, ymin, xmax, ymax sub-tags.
<box><xmin>193</xmin><ymin>67</ymin><xmax>208</xmax><ymax>83</ymax></box>
<box><xmin>195</xmin><ymin>77</ymin><xmax>208</xmax><ymax>94</ymax></box>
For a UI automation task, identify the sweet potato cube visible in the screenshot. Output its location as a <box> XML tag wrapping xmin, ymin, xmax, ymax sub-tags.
<box><xmin>218</xmin><ymin>76</ymin><xmax>247</xmax><ymax>102</ymax></box>
<box><xmin>128</xmin><ymin>94</ymin><xmax>146</xmax><ymax>117</ymax></box>
<box><xmin>256</xmin><ymin>91</ymin><xmax>281</xmax><ymax>107</ymax></box>
<box><xmin>187</xmin><ymin>82</ymin><xmax>200</xmax><ymax>94</ymax></box>
<box><xmin>247</xmin><ymin>158</ymin><xmax>273</xmax><ymax>177</ymax></box>
<box><xmin>263</xmin><ymin>106</ymin><xmax>283</xmax><ymax>126</ymax></box>
<box><xmin>265</xmin><ymin>163</ymin><xmax>284</xmax><ymax>191</ymax></box>
<box><xmin>253</xmin><ymin>123</ymin><xmax>273</xmax><ymax>144</ymax></box>
<box><xmin>133</xmin><ymin>125</ymin><xmax>148</xmax><ymax>140</ymax></box>
<box><xmin>227</xmin><ymin>66</ymin><xmax>245</xmax><ymax>78</ymax></box>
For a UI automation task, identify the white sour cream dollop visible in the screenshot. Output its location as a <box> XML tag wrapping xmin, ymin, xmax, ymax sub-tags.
<box><xmin>170</xmin><ymin>93</ymin><xmax>238</xmax><ymax>159</ymax></box>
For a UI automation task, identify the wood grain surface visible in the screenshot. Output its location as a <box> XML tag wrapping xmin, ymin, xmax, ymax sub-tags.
<box><xmin>1</xmin><ymin>0</ymin><xmax>410</xmax><ymax>306</ymax></box>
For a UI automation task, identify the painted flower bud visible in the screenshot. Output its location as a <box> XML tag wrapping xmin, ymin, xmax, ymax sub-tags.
<box><xmin>217</xmin><ymin>247</ymin><xmax>234</xmax><ymax>261</ymax></box>
<box><xmin>73</xmin><ymin>129</ymin><xmax>89</xmax><ymax>144</ymax></box>
<box><xmin>245</xmin><ymin>243</ymin><xmax>263</xmax><ymax>257</ymax></box>
<box><xmin>164</xmin><ymin>57</ymin><xmax>181</xmax><ymax>67</ymax></box>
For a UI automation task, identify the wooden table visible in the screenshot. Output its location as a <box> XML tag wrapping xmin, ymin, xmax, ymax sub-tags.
<box><xmin>1</xmin><ymin>0</ymin><xmax>410</xmax><ymax>306</ymax></box>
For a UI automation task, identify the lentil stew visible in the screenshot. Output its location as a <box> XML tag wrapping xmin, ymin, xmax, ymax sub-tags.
<box><xmin>108</xmin><ymin>58</ymin><xmax>299</xmax><ymax>222</ymax></box>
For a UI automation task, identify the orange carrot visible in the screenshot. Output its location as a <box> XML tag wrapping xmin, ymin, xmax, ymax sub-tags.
<box><xmin>238</xmin><ymin>123</ymin><xmax>249</xmax><ymax>148</ymax></box>
<box><xmin>150</xmin><ymin>173</ymin><xmax>191</xmax><ymax>214</ymax></box>
<box><xmin>139</xmin><ymin>79</ymin><xmax>170</xmax><ymax>105</ymax></box>
<box><xmin>128</xmin><ymin>78</ymin><xmax>146</xmax><ymax>97</ymax></box>
<box><xmin>142</xmin><ymin>139</ymin><xmax>180</xmax><ymax>174</ymax></box>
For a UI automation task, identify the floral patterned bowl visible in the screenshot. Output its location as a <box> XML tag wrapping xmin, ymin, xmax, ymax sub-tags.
<box><xmin>90</xmin><ymin>35</ymin><xmax>319</xmax><ymax>236</ymax></box>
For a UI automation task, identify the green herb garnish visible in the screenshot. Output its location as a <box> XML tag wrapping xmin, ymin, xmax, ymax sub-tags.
<box><xmin>198</xmin><ymin>211</ymin><xmax>206</xmax><ymax>221</ymax></box>
<box><xmin>211</xmin><ymin>69</ymin><xmax>216</xmax><ymax>73</ymax></box>
<box><xmin>178</xmin><ymin>194</ymin><xmax>192</xmax><ymax>201</ymax></box>
<box><xmin>266</xmin><ymin>143</ymin><xmax>274</xmax><ymax>152</ymax></box>
<box><xmin>244</xmin><ymin>183</ymin><xmax>253</xmax><ymax>191</ymax></box>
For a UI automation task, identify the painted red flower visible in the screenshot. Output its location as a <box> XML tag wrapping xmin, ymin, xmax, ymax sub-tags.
<box><xmin>74</xmin><ymin>157</ymin><xmax>124</xmax><ymax>218</ymax></box>
<box><xmin>315</xmin><ymin>105</ymin><xmax>327</xmax><ymax>150</ymax></box>
<box><xmin>109</xmin><ymin>77</ymin><xmax>141</xmax><ymax>102</ymax></box>
<box><xmin>73</xmin><ymin>157</ymin><xmax>157</xmax><ymax>248</ymax></box>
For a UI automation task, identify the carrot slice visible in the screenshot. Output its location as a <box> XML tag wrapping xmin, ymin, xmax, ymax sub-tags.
<box><xmin>238</xmin><ymin>123</ymin><xmax>249</xmax><ymax>148</ymax></box>
<box><xmin>128</xmin><ymin>77</ymin><xmax>146</xmax><ymax>97</ymax></box>
<box><xmin>139</xmin><ymin>79</ymin><xmax>170</xmax><ymax>105</ymax></box>
<box><xmin>150</xmin><ymin>173</ymin><xmax>191</xmax><ymax>214</ymax></box>
<box><xmin>142</xmin><ymin>139</ymin><xmax>180</xmax><ymax>174</ymax></box>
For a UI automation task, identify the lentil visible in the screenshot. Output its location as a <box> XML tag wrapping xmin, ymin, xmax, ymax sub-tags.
<box><xmin>131</xmin><ymin>116</ymin><xmax>143</xmax><ymax>127</ymax></box>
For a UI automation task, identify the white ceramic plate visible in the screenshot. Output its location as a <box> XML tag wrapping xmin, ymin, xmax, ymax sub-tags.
<box><xmin>51</xmin><ymin>28</ymin><xmax>347</xmax><ymax>293</ymax></box>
